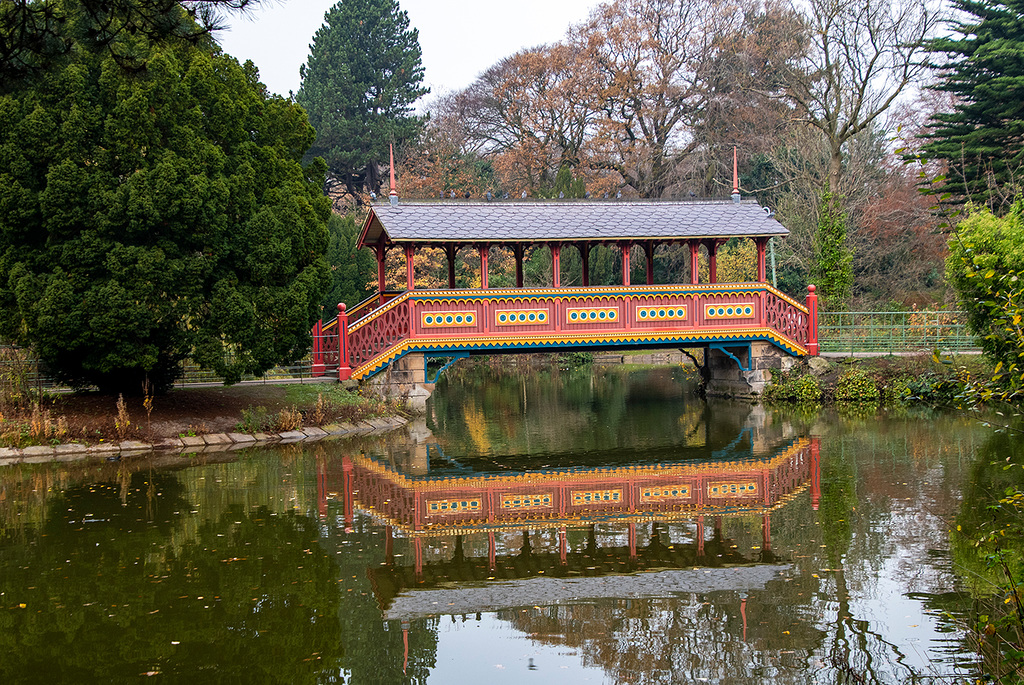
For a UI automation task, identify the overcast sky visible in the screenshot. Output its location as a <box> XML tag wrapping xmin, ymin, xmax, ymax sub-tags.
<box><xmin>216</xmin><ymin>0</ymin><xmax>603</xmax><ymax>100</ymax></box>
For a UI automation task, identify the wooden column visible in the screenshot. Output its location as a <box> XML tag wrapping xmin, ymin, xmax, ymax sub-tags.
<box><xmin>706</xmin><ymin>239</ymin><xmax>720</xmax><ymax>284</ymax></box>
<box><xmin>479</xmin><ymin>244</ymin><xmax>489</xmax><ymax>289</ymax></box>
<box><xmin>579</xmin><ymin>242</ymin><xmax>591</xmax><ymax>287</ymax></box>
<box><xmin>404</xmin><ymin>244</ymin><xmax>415</xmax><ymax>290</ymax></box>
<box><xmin>513</xmin><ymin>245</ymin><xmax>525</xmax><ymax>288</ymax></box>
<box><xmin>445</xmin><ymin>244</ymin><xmax>457</xmax><ymax>289</ymax></box>
<box><xmin>337</xmin><ymin>303</ymin><xmax>351</xmax><ymax>381</ymax></box>
<box><xmin>756</xmin><ymin>237</ymin><xmax>768</xmax><ymax>282</ymax></box>
<box><xmin>621</xmin><ymin>242</ymin><xmax>632</xmax><ymax>286</ymax></box>
<box><xmin>552</xmin><ymin>244</ymin><xmax>561</xmax><ymax>287</ymax></box>
<box><xmin>689</xmin><ymin>240</ymin><xmax>700</xmax><ymax>284</ymax></box>
<box><xmin>376</xmin><ymin>242</ymin><xmax>387</xmax><ymax>304</ymax></box>
<box><xmin>806</xmin><ymin>284</ymin><xmax>820</xmax><ymax>355</ymax></box>
<box><xmin>644</xmin><ymin>241</ymin><xmax>654</xmax><ymax>285</ymax></box>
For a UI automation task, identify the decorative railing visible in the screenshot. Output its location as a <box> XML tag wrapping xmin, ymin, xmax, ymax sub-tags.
<box><xmin>349</xmin><ymin>299</ymin><xmax>411</xmax><ymax>370</ymax></box>
<box><xmin>330</xmin><ymin>437</ymin><xmax>818</xmax><ymax>531</ymax></box>
<box><xmin>313</xmin><ymin>283</ymin><xmax>818</xmax><ymax>381</ymax></box>
<box><xmin>346</xmin><ymin>290</ymin><xmax>403</xmax><ymax>325</ymax></box>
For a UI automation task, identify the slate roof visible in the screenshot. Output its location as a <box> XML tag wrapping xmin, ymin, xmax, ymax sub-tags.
<box><xmin>358</xmin><ymin>200</ymin><xmax>787</xmax><ymax>248</ymax></box>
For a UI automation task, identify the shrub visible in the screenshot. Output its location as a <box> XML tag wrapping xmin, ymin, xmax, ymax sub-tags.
<box><xmin>237</xmin><ymin>406</ymin><xmax>274</xmax><ymax>434</ymax></box>
<box><xmin>834</xmin><ymin>369</ymin><xmax>880</xmax><ymax>402</ymax></box>
<box><xmin>763</xmin><ymin>369</ymin><xmax>822</xmax><ymax>403</ymax></box>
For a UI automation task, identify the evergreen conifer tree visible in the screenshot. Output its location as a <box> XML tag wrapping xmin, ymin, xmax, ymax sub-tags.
<box><xmin>0</xmin><ymin>10</ymin><xmax>330</xmax><ymax>393</ymax></box>
<box><xmin>921</xmin><ymin>0</ymin><xmax>1024</xmax><ymax>206</ymax></box>
<box><xmin>296</xmin><ymin>0</ymin><xmax>428</xmax><ymax>197</ymax></box>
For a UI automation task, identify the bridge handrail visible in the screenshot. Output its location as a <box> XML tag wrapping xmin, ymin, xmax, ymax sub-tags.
<box><xmin>323</xmin><ymin>291</ymin><xmax>403</xmax><ymax>332</ymax></box>
<box><xmin>330</xmin><ymin>282</ymin><xmax>816</xmax><ymax>379</ymax></box>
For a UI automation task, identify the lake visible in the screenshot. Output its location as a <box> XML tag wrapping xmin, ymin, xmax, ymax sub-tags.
<box><xmin>0</xmin><ymin>363</ymin><xmax>1008</xmax><ymax>683</ymax></box>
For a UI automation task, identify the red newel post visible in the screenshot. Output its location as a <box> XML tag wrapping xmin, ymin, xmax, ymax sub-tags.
<box><xmin>806</xmin><ymin>284</ymin><xmax>819</xmax><ymax>356</ymax></box>
<box><xmin>337</xmin><ymin>302</ymin><xmax>352</xmax><ymax>381</ymax></box>
<box><xmin>311</xmin><ymin>318</ymin><xmax>325</xmax><ymax>376</ymax></box>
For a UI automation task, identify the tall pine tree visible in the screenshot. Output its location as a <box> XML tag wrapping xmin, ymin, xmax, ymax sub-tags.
<box><xmin>922</xmin><ymin>0</ymin><xmax>1024</xmax><ymax>206</ymax></box>
<box><xmin>296</xmin><ymin>0</ymin><xmax>427</xmax><ymax>197</ymax></box>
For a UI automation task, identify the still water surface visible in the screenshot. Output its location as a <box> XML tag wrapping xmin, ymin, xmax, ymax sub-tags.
<box><xmin>0</xmin><ymin>365</ymin><xmax>999</xmax><ymax>683</ymax></box>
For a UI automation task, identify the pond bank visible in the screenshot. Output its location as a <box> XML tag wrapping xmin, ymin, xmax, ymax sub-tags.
<box><xmin>0</xmin><ymin>414</ymin><xmax>410</xmax><ymax>466</ymax></box>
<box><xmin>0</xmin><ymin>381</ymin><xmax>409</xmax><ymax>461</ymax></box>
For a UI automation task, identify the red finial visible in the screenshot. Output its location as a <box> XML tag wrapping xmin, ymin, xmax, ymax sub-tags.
<box><xmin>389</xmin><ymin>143</ymin><xmax>398</xmax><ymax>202</ymax></box>
<box><xmin>732</xmin><ymin>146</ymin><xmax>739</xmax><ymax>195</ymax></box>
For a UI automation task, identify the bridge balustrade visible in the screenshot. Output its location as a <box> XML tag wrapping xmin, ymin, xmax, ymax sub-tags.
<box><xmin>326</xmin><ymin>283</ymin><xmax>814</xmax><ymax>381</ymax></box>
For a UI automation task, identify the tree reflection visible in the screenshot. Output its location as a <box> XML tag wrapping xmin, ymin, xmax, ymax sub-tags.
<box><xmin>0</xmin><ymin>469</ymin><xmax>343</xmax><ymax>683</ymax></box>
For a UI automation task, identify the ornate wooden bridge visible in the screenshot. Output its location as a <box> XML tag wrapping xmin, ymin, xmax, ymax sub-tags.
<box><xmin>311</xmin><ymin>157</ymin><xmax>819</xmax><ymax>399</ymax></box>
<box><xmin>315</xmin><ymin>281</ymin><xmax>817</xmax><ymax>382</ymax></box>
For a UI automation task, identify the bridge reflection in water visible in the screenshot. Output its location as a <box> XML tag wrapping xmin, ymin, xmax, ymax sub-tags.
<box><xmin>317</xmin><ymin>430</ymin><xmax>820</xmax><ymax>617</ymax></box>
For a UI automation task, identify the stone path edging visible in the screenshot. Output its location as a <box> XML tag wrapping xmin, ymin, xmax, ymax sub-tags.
<box><xmin>0</xmin><ymin>415</ymin><xmax>410</xmax><ymax>467</ymax></box>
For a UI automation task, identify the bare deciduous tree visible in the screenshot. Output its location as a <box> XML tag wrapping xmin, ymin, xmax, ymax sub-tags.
<box><xmin>781</xmin><ymin>0</ymin><xmax>940</xmax><ymax>195</ymax></box>
<box><xmin>572</xmin><ymin>0</ymin><xmax>747</xmax><ymax>197</ymax></box>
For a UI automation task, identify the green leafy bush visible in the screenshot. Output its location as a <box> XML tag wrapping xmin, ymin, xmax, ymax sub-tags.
<box><xmin>762</xmin><ymin>369</ymin><xmax>822</xmax><ymax>403</ymax></box>
<box><xmin>946</xmin><ymin>204</ymin><xmax>1024</xmax><ymax>405</ymax></box>
<box><xmin>834</xmin><ymin>369</ymin><xmax>880</xmax><ymax>402</ymax></box>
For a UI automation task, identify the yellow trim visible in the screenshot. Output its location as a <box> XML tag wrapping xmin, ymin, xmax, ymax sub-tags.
<box><xmin>346</xmin><ymin>283</ymin><xmax>808</xmax><ymax>335</ymax></box>
<box><xmin>350</xmin><ymin>327</ymin><xmax>808</xmax><ymax>379</ymax></box>
<box><xmin>704</xmin><ymin>303</ymin><xmax>756</xmax><ymax>319</ymax></box>
<box><xmin>422</xmin><ymin>311</ymin><xmax>477</xmax><ymax>327</ymax></box>
<box><xmin>357</xmin><ymin>482</ymin><xmax>812</xmax><ymax>537</ymax></box>
<box><xmin>350</xmin><ymin>438</ymin><xmax>811</xmax><ymax>493</ymax></box>
<box><xmin>495</xmin><ymin>308</ymin><xmax>550</xmax><ymax>326</ymax></box>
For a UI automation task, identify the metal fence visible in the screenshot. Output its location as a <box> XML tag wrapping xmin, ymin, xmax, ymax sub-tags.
<box><xmin>818</xmin><ymin>311</ymin><xmax>980</xmax><ymax>354</ymax></box>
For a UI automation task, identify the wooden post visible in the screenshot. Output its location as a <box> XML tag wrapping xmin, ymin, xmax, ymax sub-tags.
<box><xmin>707</xmin><ymin>239</ymin><xmax>719</xmax><ymax>284</ymax></box>
<box><xmin>337</xmin><ymin>303</ymin><xmax>352</xmax><ymax>381</ymax></box>
<box><xmin>479</xmin><ymin>244</ymin><xmax>489</xmax><ymax>289</ymax></box>
<box><xmin>644</xmin><ymin>241</ymin><xmax>654</xmax><ymax>285</ymax></box>
<box><xmin>579</xmin><ymin>242</ymin><xmax>590</xmax><ymax>287</ymax></box>
<box><xmin>806</xmin><ymin>284</ymin><xmax>819</xmax><ymax>355</ymax></box>
<box><xmin>446</xmin><ymin>244</ymin><xmax>457</xmax><ymax>289</ymax></box>
<box><xmin>376</xmin><ymin>242</ymin><xmax>387</xmax><ymax>305</ymax></box>
<box><xmin>552</xmin><ymin>244</ymin><xmax>561</xmax><ymax>287</ymax></box>
<box><xmin>756</xmin><ymin>237</ymin><xmax>768</xmax><ymax>282</ymax></box>
<box><xmin>311</xmin><ymin>318</ymin><xmax>324</xmax><ymax>376</ymax></box>
<box><xmin>514</xmin><ymin>244</ymin><xmax>524</xmax><ymax>288</ymax></box>
<box><xmin>689</xmin><ymin>240</ymin><xmax>700</xmax><ymax>284</ymax></box>
<box><xmin>404</xmin><ymin>244</ymin><xmax>415</xmax><ymax>290</ymax></box>
<box><xmin>621</xmin><ymin>242</ymin><xmax>632</xmax><ymax>286</ymax></box>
